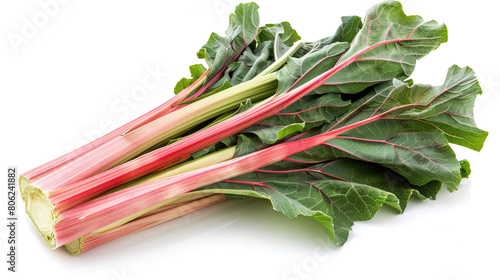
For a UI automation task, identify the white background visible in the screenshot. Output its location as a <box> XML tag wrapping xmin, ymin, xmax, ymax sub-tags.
<box><xmin>1</xmin><ymin>0</ymin><xmax>499</xmax><ymax>279</ymax></box>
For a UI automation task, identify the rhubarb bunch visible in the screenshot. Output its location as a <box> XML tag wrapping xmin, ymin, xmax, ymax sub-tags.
<box><xmin>19</xmin><ymin>1</ymin><xmax>487</xmax><ymax>255</ymax></box>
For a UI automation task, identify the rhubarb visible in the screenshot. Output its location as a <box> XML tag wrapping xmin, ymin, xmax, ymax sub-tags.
<box><xmin>19</xmin><ymin>1</ymin><xmax>487</xmax><ymax>254</ymax></box>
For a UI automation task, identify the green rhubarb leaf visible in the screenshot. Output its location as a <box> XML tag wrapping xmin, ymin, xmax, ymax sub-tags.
<box><xmin>173</xmin><ymin>64</ymin><xmax>207</xmax><ymax>94</ymax></box>
<box><xmin>228</xmin><ymin>40</ymin><xmax>275</xmax><ymax>85</ymax></box>
<box><xmin>188</xmin><ymin>20</ymin><xmax>300</xmax><ymax>100</ymax></box>
<box><xmin>398</xmin><ymin>67</ymin><xmax>488</xmax><ymax>152</ymax></box>
<box><xmin>411</xmin><ymin>181</ymin><xmax>442</xmax><ymax>200</ymax></box>
<box><xmin>320</xmin><ymin>123</ymin><xmax>462</xmax><ymax>189</ymax></box>
<box><xmin>173</xmin><ymin>3</ymin><xmax>260</xmax><ymax>97</ymax></box>
<box><xmin>288</xmin><ymin>66</ymin><xmax>486</xmax><ymax>191</ymax></box>
<box><xmin>459</xmin><ymin>159</ymin><xmax>471</xmax><ymax>179</ymax></box>
<box><xmin>175</xmin><ymin>3</ymin><xmax>261</xmax><ymax>98</ymax></box>
<box><xmin>197</xmin><ymin>3</ymin><xmax>260</xmax><ymax>85</ymax></box>
<box><xmin>216</xmin><ymin>21</ymin><xmax>302</xmax><ymax>87</ymax></box>
<box><xmin>257</xmin><ymin>92</ymin><xmax>352</xmax><ymax>128</ymax></box>
<box><xmin>214</xmin><ymin>62</ymin><xmax>241</xmax><ymax>86</ymax></box>
<box><xmin>271</xmin><ymin>15</ymin><xmax>361</xmax><ymax>94</ymax></box>
<box><xmin>278</xmin><ymin>1</ymin><xmax>448</xmax><ymax>95</ymax></box>
<box><xmin>259</xmin><ymin>158</ymin><xmax>440</xmax><ymax>210</ymax></box>
<box><xmin>276</xmin><ymin>42</ymin><xmax>350</xmax><ymax>95</ymax></box>
<box><xmin>233</xmin><ymin>134</ymin><xmax>263</xmax><ymax>158</ymax></box>
<box><xmin>242</xmin><ymin>93</ymin><xmax>352</xmax><ymax>144</ymax></box>
<box><xmin>293</xmin><ymin>16</ymin><xmax>362</xmax><ymax>58</ymax></box>
<box><xmin>197</xmin><ymin>158</ymin><xmax>442</xmax><ymax>245</ymax></box>
<box><xmin>329</xmin><ymin>1</ymin><xmax>447</xmax><ymax>94</ymax></box>
<box><xmin>247</xmin><ymin>123</ymin><xmax>305</xmax><ymax>145</ymax></box>
<box><xmin>257</xmin><ymin>21</ymin><xmax>301</xmax><ymax>59</ymax></box>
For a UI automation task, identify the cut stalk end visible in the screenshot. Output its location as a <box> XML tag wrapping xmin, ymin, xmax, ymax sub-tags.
<box><xmin>19</xmin><ymin>175</ymin><xmax>30</xmax><ymax>201</ymax></box>
<box><xmin>25</xmin><ymin>186</ymin><xmax>57</xmax><ymax>249</ymax></box>
<box><xmin>64</xmin><ymin>238</ymin><xmax>82</xmax><ymax>255</ymax></box>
